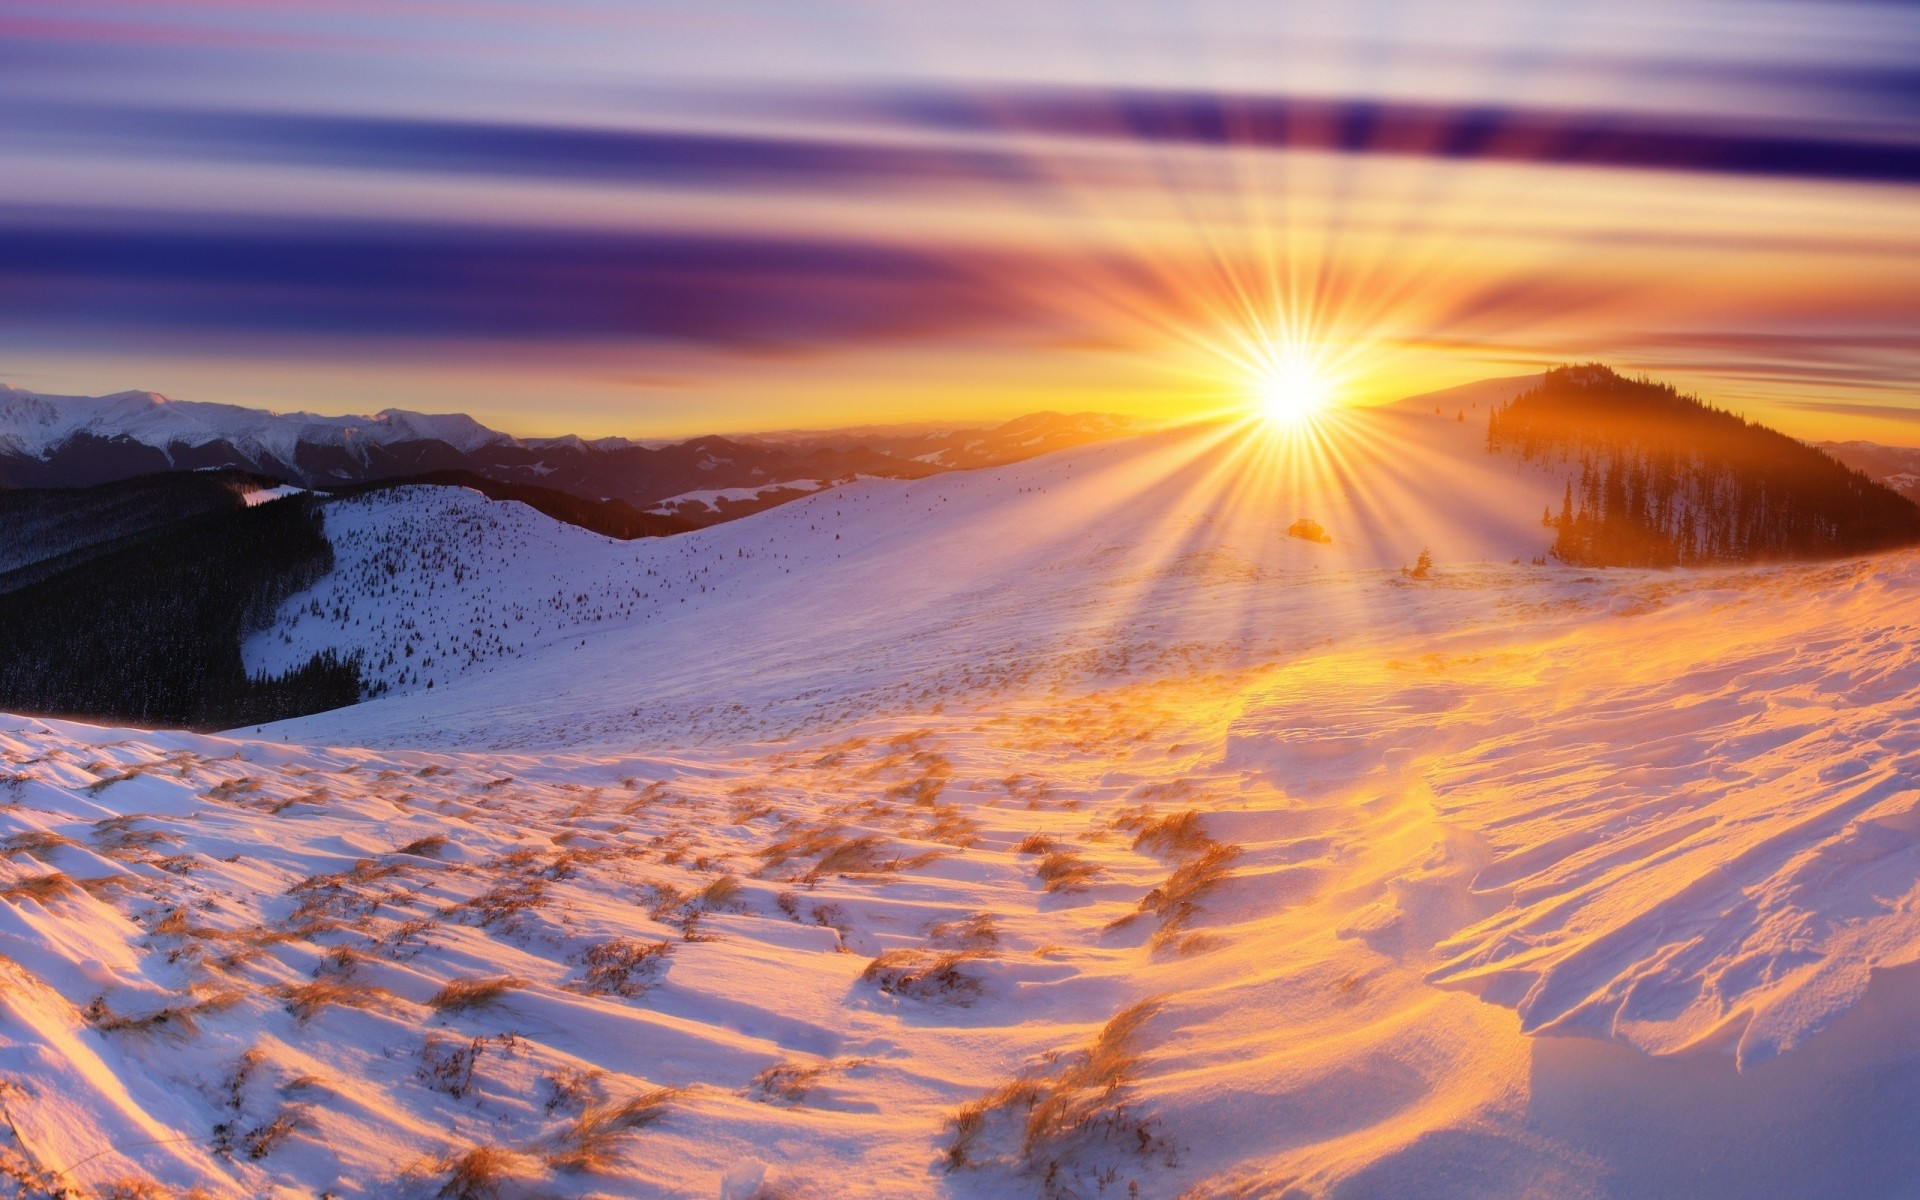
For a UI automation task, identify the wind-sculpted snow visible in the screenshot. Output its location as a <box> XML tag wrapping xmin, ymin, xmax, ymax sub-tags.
<box><xmin>1413</xmin><ymin>557</ymin><xmax>1920</xmax><ymax>1067</ymax></box>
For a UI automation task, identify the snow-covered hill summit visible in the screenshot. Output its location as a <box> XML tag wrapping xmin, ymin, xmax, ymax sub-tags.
<box><xmin>252</xmin><ymin>394</ymin><xmax>1565</xmax><ymax>749</ymax></box>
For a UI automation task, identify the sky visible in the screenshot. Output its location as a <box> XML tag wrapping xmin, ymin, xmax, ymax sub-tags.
<box><xmin>1</xmin><ymin>1</ymin><xmax>1917</xmax><ymax>440</ymax></box>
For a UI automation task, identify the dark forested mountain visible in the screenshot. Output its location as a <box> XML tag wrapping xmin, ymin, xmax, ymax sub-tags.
<box><xmin>329</xmin><ymin>471</ymin><xmax>697</xmax><ymax>539</ymax></box>
<box><xmin>0</xmin><ymin>469</ymin><xmax>280</xmax><ymax>591</ymax></box>
<box><xmin>1488</xmin><ymin>365</ymin><xmax>1920</xmax><ymax>566</ymax></box>
<box><xmin>0</xmin><ymin>494</ymin><xmax>360</xmax><ymax>728</ymax></box>
<box><xmin>0</xmin><ymin>386</ymin><xmax>1138</xmax><ymax>520</ymax></box>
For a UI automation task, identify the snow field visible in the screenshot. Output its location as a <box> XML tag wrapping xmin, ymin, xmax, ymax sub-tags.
<box><xmin>9</xmin><ymin>396</ymin><xmax>1920</xmax><ymax>1195</ymax></box>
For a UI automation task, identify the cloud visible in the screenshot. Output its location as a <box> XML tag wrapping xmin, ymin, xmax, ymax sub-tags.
<box><xmin>1779</xmin><ymin>400</ymin><xmax>1920</xmax><ymax>424</ymax></box>
<box><xmin>0</xmin><ymin>209</ymin><xmax>1048</xmax><ymax>350</ymax></box>
<box><xmin>4</xmin><ymin>102</ymin><xmax>1045</xmax><ymax>192</ymax></box>
<box><xmin>851</xmin><ymin>86</ymin><xmax>1920</xmax><ymax>186</ymax></box>
<box><xmin>11</xmin><ymin>86</ymin><xmax>1920</xmax><ymax>196</ymax></box>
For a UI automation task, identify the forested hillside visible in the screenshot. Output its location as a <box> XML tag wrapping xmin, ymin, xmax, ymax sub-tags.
<box><xmin>1488</xmin><ymin>365</ymin><xmax>1920</xmax><ymax>566</ymax></box>
<box><xmin>0</xmin><ymin>469</ymin><xmax>278</xmax><ymax>589</ymax></box>
<box><xmin>0</xmin><ymin>495</ymin><xmax>360</xmax><ymax>727</ymax></box>
<box><xmin>330</xmin><ymin>470</ymin><xmax>697</xmax><ymax>539</ymax></box>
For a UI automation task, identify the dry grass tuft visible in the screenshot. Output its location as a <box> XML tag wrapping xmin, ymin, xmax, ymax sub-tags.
<box><xmin>543</xmin><ymin>1088</ymin><xmax>681</xmax><ymax>1172</ymax></box>
<box><xmin>428</xmin><ymin>975</ymin><xmax>525</xmax><ymax>1014</ymax></box>
<box><xmin>456</xmin><ymin>877</ymin><xmax>548</xmax><ymax>931</ymax></box>
<box><xmin>943</xmin><ymin>998</ymin><xmax>1166</xmax><ymax>1174</ymax></box>
<box><xmin>1035</xmin><ymin>851</ymin><xmax>1100</xmax><ymax>894</ymax></box>
<box><xmin>692</xmin><ymin>874</ymin><xmax>744</xmax><ymax>912</ymax></box>
<box><xmin>1015</xmin><ymin>833</ymin><xmax>1060</xmax><ymax>856</ymax></box>
<box><xmin>0</xmin><ymin>831</ymin><xmax>77</xmax><ymax>860</ymax></box>
<box><xmin>397</xmin><ymin>834</ymin><xmax>449</xmax><ymax>858</ymax></box>
<box><xmin>752</xmin><ymin>1057</ymin><xmax>869</xmax><ymax>1105</ymax></box>
<box><xmin>757</xmin><ymin>821</ymin><xmax>852</xmax><ymax>869</ymax></box>
<box><xmin>241</xmin><ymin>1105</ymin><xmax>310</xmax><ymax>1159</ymax></box>
<box><xmin>419</xmin><ymin>1035</ymin><xmax>486</xmax><ymax>1098</ymax></box>
<box><xmin>92</xmin><ymin>1180</ymin><xmax>197</xmax><ymax>1200</ymax></box>
<box><xmin>90</xmin><ymin>815</ymin><xmax>181</xmax><ymax>854</ymax></box>
<box><xmin>85</xmin><ymin>765</ymin><xmax>148</xmax><ymax>795</ymax></box>
<box><xmin>920</xmin><ymin>805</ymin><xmax>981</xmax><ymax>847</ymax></box>
<box><xmin>1137</xmin><ymin>843</ymin><xmax>1239</xmax><ymax>938</ymax></box>
<box><xmin>575</xmin><ymin>938</ymin><xmax>672</xmax><ymax>998</ymax></box>
<box><xmin>805</xmin><ymin>833</ymin><xmax>890</xmax><ymax>877</ymax></box>
<box><xmin>542</xmin><ymin>1066</ymin><xmax>604</xmax><ymax>1115</ymax></box>
<box><xmin>927</xmin><ymin>912</ymin><xmax>999</xmax><ymax>952</ymax></box>
<box><xmin>84</xmin><ymin>988</ymin><xmax>239</xmax><ymax>1038</ymax></box>
<box><xmin>280</xmin><ymin>977</ymin><xmax>393</xmax><ymax>1022</ymax></box>
<box><xmin>1131</xmin><ymin>810</ymin><xmax>1210</xmax><ymax>858</ymax></box>
<box><xmin>422</xmin><ymin>1142</ymin><xmax>529</xmax><ymax>1200</ymax></box>
<box><xmin>75</xmin><ymin>874</ymin><xmax>134</xmax><ymax>899</ymax></box>
<box><xmin>860</xmin><ymin>949</ymin><xmax>984</xmax><ymax>1005</ymax></box>
<box><xmin>206</xmin><ymin>776</ymin><xmax>261</xmax><ymax>801</ymax></box>
<box><xmin>0</xmin><ymin>872</ymin><xmax>78</xmax><ymax>905</ymax></box>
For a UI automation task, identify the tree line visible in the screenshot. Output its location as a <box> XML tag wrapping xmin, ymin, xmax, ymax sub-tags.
<box><xmin>0</xmin><ymin>494</ymin><xmax>361</xmax><ymax>729</ymax></box>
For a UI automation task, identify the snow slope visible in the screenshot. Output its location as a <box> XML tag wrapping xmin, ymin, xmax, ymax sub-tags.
<box><xmin>10</xmin><ymin>394</ymin><xmax>1920</xmax><ymax>1197</ymax></box>
<box><xmin>251</xmin><ymin>401</ymin><xmax>1564</xmax><ymax>747</ymax></box>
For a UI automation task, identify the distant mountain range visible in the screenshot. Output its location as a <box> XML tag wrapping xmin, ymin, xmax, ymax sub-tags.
<box><xmin>1817</xmin><ymin>441</ymin><xmax>1920</xmax><ymax>505</ymax></box>
<box><xmin>0</xmin><ymin>385</ymin><xmax>1138</xmax><ymax>522</ymax></box>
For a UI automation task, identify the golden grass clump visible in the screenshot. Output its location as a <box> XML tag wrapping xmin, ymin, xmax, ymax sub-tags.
<box><xmin>859</xmin><ymin>948</ymin><xmax>984</xmax><ymax>1005</ymax></box>
<box><xmin>0</xmin><ymin>831</ymin><xmax>77</xmax><ymax>860</ymax></box>
<box><xmin>1035</xmin><ymin>850</ymin><xmax>1100</xmax><ymax>894</ymax></box>
<box><xmin>543</xmin><ymin>1088</ymin><xmax>680</xmax><ymax>1172</ymax></box>
<box><xmin>752</xmin><ymin>1057</ymin><xmax>868</xmax><ymax>1105</ymax></box>
<box><xmin>91</xmin><ymin>815</ymin><xmax>180</xmax><ymax>854</ymax></box>
<box><xmin>927</xmin><ymin>912</ymin><xmax>999</xmax><ymax>952</ymax></box>
<box><xmin>0</xmin><ymin>872</ymin><xmax>78</xmax><ymax>905</ymax></box>
<box><xmin>428</xmin><ymin>975</ymin><xmax>525</xmax><ymax>1014</ymax></box>
<box><xmin>281</xmin><ymin>977</ymin><xmax>393</xmax><ymax>1022</ymax></box>
<box><xmin>85</xmin><ymin>987</ymin><xmax>241</xmax><ymax>1038</ymax></box>
<box><xmin>1014</xmin><ymin>833</ymin><xmax>1060</xmax><ymax>856</ymax></box>
<box><xmin>1130</xmin><ymin>810</ymin><xmax>1210</xmax><ymax>858</ymax></box>
<box><xmin>1138</xmin><ymin>843</ymin><xmax>1240</xmax><ymax>936</ymax></box>
<box><xmin>241</xmin><ymin>1105</ymin><xmax>310</xmax><ymax>1159</ymax></box>
<box><xmin>757</xmin><ymin>821</ymin><xmax>850</xmax><ymax>869</ymax></box>
<box><xmin>944</xmin><ymin>998</ymin><xmax>1165</xmax><ymax>1173</ymax></box>
<box><xmin>421</xmin><ymin>1143</ymin><xmax>529</xmax><ymax>1200</ymax></box>
<box><xmin>576</xmin><ymin>938</ymin><xmax>672</xmax><ymax>998</ymax></box>
<box><xmin>692</xmin><ymin>874</ymin><xmax>744</xmax><ymax>911</ymax></box>
<box><xmin>807</xmin><ymin>835</ymin><xmax>895</xmax><ymax>879</ymax></box>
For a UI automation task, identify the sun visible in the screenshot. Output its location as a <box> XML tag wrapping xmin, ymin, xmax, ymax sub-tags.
<box><xmin>1252</xmin><ymin>357</ymin><xmax>1334</xmax><ymax>428</ymax></box>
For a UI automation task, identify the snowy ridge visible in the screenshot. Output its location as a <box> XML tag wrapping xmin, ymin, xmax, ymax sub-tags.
<box><xmin>250</xmin><ymin>406</ymin><xmax>1569</xmax><ymax>738</ymax></box>
<box><xmin>647</xmin><ymin>480</ymin><xmax>828</xmax><ymax>516</ymax></box>
<box><xmin>0</xmin><ymin>385</ymin><xmax>507</xmax><ymax>463</ymax></box>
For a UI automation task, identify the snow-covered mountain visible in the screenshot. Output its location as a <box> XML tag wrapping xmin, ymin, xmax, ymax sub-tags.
<box><xmin>8</xmin><ymin>381</ymin><xmax>1920</xmax><ymax>1197</ymax></box>
<box><xmin>1819</xmin><ymin>438</ymin><xmax>1920</xmax><ymax>503</ymax></box>
<box><xmin>0</xmin><ymin>385</ymin><xmax>504</xmax><ymax>464</ymax></box>
<box><xmin>0</xmin><ymin>386</ymin><xmax>1142</xmax><ymax>522</ymax></box>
